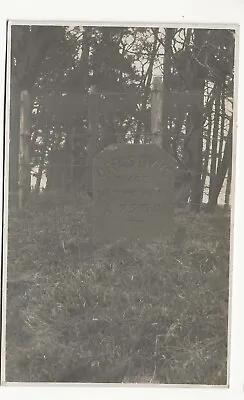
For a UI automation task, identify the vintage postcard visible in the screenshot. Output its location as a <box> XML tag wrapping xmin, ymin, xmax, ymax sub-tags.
<box><xmin>1</xmin><ymin>21</ymin><xmax>239</xmax><ymax>389</ymax></box>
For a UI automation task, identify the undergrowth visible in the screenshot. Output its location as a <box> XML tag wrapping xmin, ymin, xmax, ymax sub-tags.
<box><xmin>5</xmin><ymin>191</ymin><xmax>231</xmax><ymax>384</ymax></box>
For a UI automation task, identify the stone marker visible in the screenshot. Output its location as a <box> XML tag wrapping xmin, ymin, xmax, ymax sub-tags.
<box><xmin>92</xmin><ymin>144</ymin><xmax>175</xmax><ymax>245</ymax></box>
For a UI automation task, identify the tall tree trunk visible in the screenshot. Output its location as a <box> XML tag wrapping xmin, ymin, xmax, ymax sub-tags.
<box><xmin>81</xmin><ymin>27</ymin><xmax>91</xmax><ymax>91</ymax></box>
<box><xmin>85</xmin><ymin>86</ymin><xmax>100</xmax><ymax>197</ymax></box>
<box><xmin>9</xmin><ymin>77</ymin><xmax>21</xmax><ymax>208</ymax></box>
<box><xmin>134</xmin><ymin>28</ymin><xmax>159</xmax><ymax>143</ymax></box>
<box><xmin>217</xmin><ymin>89</ymin><xmax>226</xmax><ymax>170</ymax></box>
<box><xmin>209</xmin><ymin>115</ymin><xmax>233</xmax><ymax>208</ymax></box>
<box><xmin>184</xmin><ymin>29</ymin><xmax>206</xmax><ymax>212</ymax></box>
<box><xmin>34</xmin><ymin>131</ymin><xmax>49</xmax><ymax>193</ymax></box>
<box><xmin>162</xmin><ymin>28</ymin><xmax>175</xmax><ymax>151</ymax></box>
<box><xmin>19</xmin><ymin>90</ymin><xmax>31</xmax><ymax>208</ymax></box>
<box><xmin>224</xmin><ymin>166</ymin><xmax>232</xmax><ymax>209</ymax></box>
<box><xmin>173</xmin><ymin>113</ymin><xmax>192</xmax><ymax>207</ymax></box>
<box><xmin>35</xmin><ymin>159</ymin><xmax>44</xmax><ymax>194</ymax></box>
<box><xmin>69</xmin><ymin>127</ymin><xmax>75</xmax><ymax>192</ymax></box>
<box><xmin>201</xmin><ymin>108</ymin><xmax>212</xmax><ymax>199</ymax></box>
<box><xmin>208</xmin><ymin>89</ymin><xmax>221</xmax><ymax>211</ymax></box>
<box><xmin>189</xmin><ymin>85</ymin><xmax>205</xmax><ymax>212</ymax></box>
<box><xmin>151</xmin><ymin>77</ymin><xmax>163</xmax><ymax>146</ymax></box>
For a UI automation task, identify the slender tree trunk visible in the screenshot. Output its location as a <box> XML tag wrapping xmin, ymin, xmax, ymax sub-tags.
<box><xmin>69</xmin><ymin>127</ymin><xmax>75</xmax><ymax>192</ymax></box>
<box><xmin>45</xmin><ymin>149</ymin><xmax>55</xmax><ymax>191</ymax></box>
<box><xmin>78</xmin><ymin>26</ymin><xmax>92</xmax><ymax>193</ymax></box>
<box><xmin>9</xmin><ymin>77</ymin><xmax>21</xmax><ymax>208</ymax></box>
<box><xmin>35</xmin><ymin>132</ymin><xmax>49</xmax><ymax>193</ymax></box>
<box><xmin>217</xmin><ymin>89</ymin><xmax>226</xmax><ymax>170</ymax></box>
<box><xmin>134</xmin><ymin>28</ymin><xmax>159</xmax><ymax>143</ymax></box>
<box><xmin>224</xmin><ymin>166</ymin><xmax>232</xmax><ymax>209</ymax></box>
<box><xmin>201</xmin><ymin>109</ymin><xmax>212</xmax><ymax>199</ymax></box>
<box><xmin>19</xmin><ymin>90</ymin><xmax>31</xmax><ymax>208</ymax></box>
<box><xmin>59</xmin><ymin>131</ymin><xmax>75</xmax><ymax>192</ymax></box>
<box><xmin>208</xmin><ymin>89</ymin><xmax>221</xmax><ymax>211</ymax></box>
<box><xmin>162</xmin><ymin>28</ymin><xmax>175</xmax><ymax>151</ymax></box>
<box><xmin>151</xmin><ymin>77</ymin><xmax>163</xmax><ymax>146</ymax></box>
<box><xmin>174</xmin><ymin>113</ymin><xmax>193</xmax><ymax>207</ymax></box>
<box><xmin>85</xmin><ymin>86</ymin><xmax>100</xmax><ymax>197</ymax></box>
<box><xmin>209</xmin><ymin>115</ymin><xmax>233</xmax><ymax>207</ymax></box>
<box><xmin>35</xmin><ymin>161</ymin><xmax>44</xmax><ymax>194</ymax></box>
<box><xmin>189</xmin><ymin>86</ymin><xmax>205</xmax><ymax>212</ymax></box>
<box><xmin>81</xmin><ymin>27</ymin><xmax>91</xmax><ymax>90</ymax></box>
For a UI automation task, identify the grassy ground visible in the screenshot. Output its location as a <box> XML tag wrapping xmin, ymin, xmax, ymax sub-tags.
<box><xmin>5</xmin><ymin>191</ymin><xmax>230</xmax><ymax>384</ymax></box>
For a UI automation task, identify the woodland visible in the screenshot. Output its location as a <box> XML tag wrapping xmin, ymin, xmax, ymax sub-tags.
<box><xmin>9</xmin><ymin>26</ymin><xmax>235</xmax><ymax>210</ymax></box>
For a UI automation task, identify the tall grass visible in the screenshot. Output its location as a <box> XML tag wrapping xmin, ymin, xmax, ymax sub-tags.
<box><xmin>5</xmin><ymin>191</ymin><xmax>230</xmax><ymax>384</ymax></box>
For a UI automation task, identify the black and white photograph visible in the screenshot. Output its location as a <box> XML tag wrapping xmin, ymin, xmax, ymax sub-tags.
<box><xmin>2</xmin><ymin>22</ymin><xmax>237</xmax><ymax>385</ymax></box>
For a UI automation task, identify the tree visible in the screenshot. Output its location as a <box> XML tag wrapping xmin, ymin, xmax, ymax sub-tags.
<box><xmin>9</xmin><ymin>25</ymin><xmax>66</xmax><ymax>204</ymax></box>
<box><xmin>163</xmin><ymin>28</ymin><xmax>235</xmax><ymax>211</ymax></box>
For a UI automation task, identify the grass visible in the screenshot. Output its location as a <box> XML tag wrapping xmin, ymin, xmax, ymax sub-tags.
<box><xmin>5</xmin><ymin>191</ymin><xmax>231</xmax><ymax>384</ymax></box>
